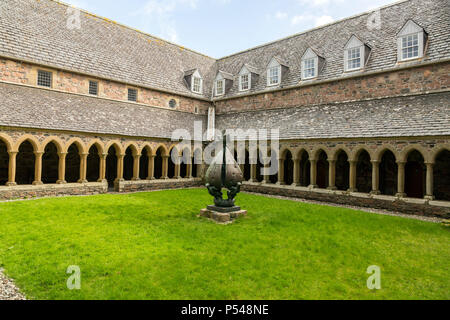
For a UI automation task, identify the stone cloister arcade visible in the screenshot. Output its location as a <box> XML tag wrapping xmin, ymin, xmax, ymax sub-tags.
<box><xmin>0</xmin><ymin>133</ymin><xmax>203</xmax><ymax>190</ymax></box>
<box><xmin>234</xmin><ymin>144</ymin><xmax>450</xmax><ymax>202</ymax></box>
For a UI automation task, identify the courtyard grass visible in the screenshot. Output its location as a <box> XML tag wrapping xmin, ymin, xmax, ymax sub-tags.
<box><xmin>0</xmin><ymin>189</ymin><xmax>448</xmax><ymax>300</ymax></box>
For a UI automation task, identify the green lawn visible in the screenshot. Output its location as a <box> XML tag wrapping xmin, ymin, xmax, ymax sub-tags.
<box><xmin>0</xmin><ymin>189</ymin><xmax>448</xmax><ymax>300</ymax></box>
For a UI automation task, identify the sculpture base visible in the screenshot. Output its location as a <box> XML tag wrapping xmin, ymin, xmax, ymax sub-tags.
<box><xmin>200</xmin><ymin>207</ymin><xmax>247</xmax><ymax>224</ymax></box>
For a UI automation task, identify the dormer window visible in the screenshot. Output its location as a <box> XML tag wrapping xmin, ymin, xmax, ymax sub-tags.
<box><xmin>192</xmin><ymin>76</ymin><xmax>202</xmax><ymax>93</ymax></box>
<box><xmin>184</xmin><ymin>69</ymin><xmax>203</xmax><ymax>94</ymax></box>
<box><xmin>214</xmin><ymin>71</ymin><xmax>233</xmax><ymax>97</ymax></box>
<box><xmin>240</xmin><ymin>74</ymin><xmax>249</xmax><ymax>91</ymax></box>
<box><xmin>397</xmin><ymin>20</ymin><xmax>427</xmax><ymax>62</ymax></box>
<box><xmin>215</xmin><ymin>79</ymin><xmax>224</xmax><ymax>96</ymax></box>
<box><xmin>344</xmin><ymin>35</ymin><xmax>371</xmax><ymax>72</ymax></box>
<box><xmin>238</xmin><ymin>64</ymin><xmax>258</xmax><ymax>92</ymax></box>
<box><xmin>301</xmin><ymin>48</ymin><xmax>324</xmax><ymax>80</ymax></box>
<box><xmin>268</xmin><ymin>66</ymin><xmax>280</xmax><ymax>86</ymax></box>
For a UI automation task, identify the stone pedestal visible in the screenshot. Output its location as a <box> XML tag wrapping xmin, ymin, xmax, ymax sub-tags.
<box><xmin>200</xmin><ymin>206</ymin><xmax>247</xmax><ymax>224</ymax></box>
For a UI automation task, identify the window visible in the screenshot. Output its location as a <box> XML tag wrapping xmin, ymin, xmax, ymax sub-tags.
<box><xmin>128</xmin><ymin>88</ymin><xmax>137</xmax><ymax>102</ymax></box>
<box><xmin>37</xmin><ymin>70</ymin><xmax>52</xmax><ymax>88</ymax></box>
<box><xmin>346</xmin><ymin>47</ymin><xmax>361</xmax><ymax>71</ymax></box>
<box><xmin>168</xmin><ymin>99</ymin><xmax>177</xmax><ymax>108</ymax></box>
<box><xmin>192</xmin><ymin>77</ymin><xmax>202</xmax><ymax>93</ymax></box>
<box><xmin>215</xmin><ymin>79</ymin><xmax>224</xmax><ymax>96</ymax></box>
<box><xmin>240</xmin><ymin>74</ymin><xmax>249</xmax><ymax>91</ymax></box>
<box><xmin>401</xmin><ymin>34</ymin><xmax>419</xmax><ymax>60</ymax></box>
<box><xmin>303</xmin><ymin>58</ymin><xmax>316</xmax><ymax>79</ymax></box>
<box><xmin>268</xmin><ymin>66</ymin><xmax>280</xmax><ymax>86</ymax></box>
<box><xmin>89</xmin><ymin>81</ymin><xmax>98</xmax><ymax>95</ymax></box>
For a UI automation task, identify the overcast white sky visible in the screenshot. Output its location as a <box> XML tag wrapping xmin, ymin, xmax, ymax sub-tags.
<box><xmin>63</xmin><ymin>0</ymin><xmax>400</xmax><ymax>58</ymax></box>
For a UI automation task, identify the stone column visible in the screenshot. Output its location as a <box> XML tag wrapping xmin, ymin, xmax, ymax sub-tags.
<box><xmin>328</xmin><ymin>159</ymin><xmax>337</xmax><ymax>190</ymax></box>
<box><xmin>116</xmin><ymin>153</ymin><xmax>124</xmax><ymax>182</ymax></box>
<box><xmin>33</xmin><ymin>151</ymin><xmax>44</xmax><ymax>185</ymax></box>
<box><xmin>132</xmin><ymin>154</ymin><xmax>141</xmax><ymax>181</ymax></box>
<box><xmin>99</xmin><ymin>153</ymin><xmax>107</xmax><ymax>182</ymax></box>
<box><xmin>187</xmin><ymin>160</ymin><xmax>193</xmax><ymax>178</ymax></box>
<box><xmin>425</xmin><ymin>162</ymin><xmax>434</xmax><ymax>200</ymax></box>
<box><xmin>162</xmin><ymin>155</ymin><xmax>169</xmax><ymax>179</ymax></box>
<box><xmin>277</xmin><ymin>158</ymin><xmax>285</xmax><ymax>185</ymax></box>
<box><xmin>396</xmin><ymin>161</ymin><xmax>407</xmax><ymax>198</ymax></box>
<box><xmin>175</xmin><ymin>163</ymin><xmax>181</xmax><ymax>179</ymax></box>
<box><xmin>371</xmin><ymin>160</ymin><xmax>380</xmax><ymax>195</ymax></box>
<box><xmin>250</xmin><ymin>163</ymin><xmax>257</xmax><ymax>182</ymax></box>
<box><xmin>348</xmin><ymin>160</ymin><xmax>357</xmax><ymax>192</ymax></box>
<box><xmin>78</xmin><ymin>152</ymin><xmax>88</xmax><ymax>183</ymax></box>
<box><xmin>263</xmin><ymin>163</ymin><xmax>270</xmax><ymax>184</ymax></box>
<box><xmin>309</xmin><ymin>159</ymin><xmax>318</xmax><ymax>189</ymax></box>
<box><xmin>147</xmin><ymin>155</ymin><xmax>155</xmax><ymax>180</ymax></box>
<box><xmin>293</xmin><ymin>158</ymin><xmax>300</xmax><ymax>186</ymax></box>
<box><xmin>57</xmin><ymin>152</ymin><xmax>67</xmax><ymax>184</ymax></box>
<box><xmin>6</xmin><ymin>151</ymin><xmax>18</xmax><ymax>186</ymax></box>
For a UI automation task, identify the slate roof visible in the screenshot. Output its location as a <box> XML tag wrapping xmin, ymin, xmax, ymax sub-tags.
<box><xmin>214</xmin><ymin>0</ymin><xmax>450</xmax><ymax>99</ymax></box>
<box><xmin>0</xmin><ymin>82</ymin><xmax>206</xmax><ymax>139</ymax></box>
<box><xmin>215</xmin><ymin>92</ymin><xmax>450</xmax><ymax>140</ymax></box>
<box><xmin>0</xmin><ymin>0</ymin><xmax>216</xmax><ymax>99</ymax></box>
<box><xmin>0</xmin><ymin>0</ymin><xmax>449</xmax><ymax>100</ymax></box>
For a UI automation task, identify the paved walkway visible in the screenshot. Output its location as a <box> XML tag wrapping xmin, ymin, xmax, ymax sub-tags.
<box><xmin>0</xmin><ymin>269</ymin><xmax>26</xmax><ymax>300</ymax></box>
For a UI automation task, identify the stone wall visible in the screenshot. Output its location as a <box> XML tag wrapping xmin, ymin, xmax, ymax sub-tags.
<box><xmin>214</xmin><ymin>61</ymin><xmax>450</xmax><ymax>114</ymax></box>
<box><xmin>118</xmin><ymin>178</ymin><xmax>203</xmax><ymax>193</ymax></box>
<box><xmin>242</xmin><ymin>182</ymin><xmax>450</xmax><ymax>218</ymax></box>
<box><xmin>0</xmin><ymin>182</ymin><xmax>108</xmax><ymax>201</ymax></box>
<box><xmin>0</xmin><ymin>58</ymin><xmax>211</xmax><ymax>115</ymax></box>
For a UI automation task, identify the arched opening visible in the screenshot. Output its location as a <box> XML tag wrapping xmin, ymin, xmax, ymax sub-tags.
<box><xmin>106</xmin><ymin>146</ymin><xmax>118</xmax><ymax>188</ymax></box>
<box><xmin>283</xmin><ymin>150</ymin><xmax>294</xmax><ymax>185</ymax></box>
<box><xmin>65</xmin><ymin>144</ymin><xmax>80</xmax><ymax>183</ymax></box>
<box><xmin>299</xmin><ymin>150</ymin><xmax>310</xmax><ymax>187</ymax></box>
<box><xmin>244</xmin><ymin>150</ymin><xmax>251</xmax><ymax>181</ymax></box>
<box><xmin>180</xmin><ymin>148</ymin><xmax>189</xmax><ymax>179</ymax></box>
<box><xmin>154</xmin><ymin>147</ymin><xmax>164</xmax><ymax>179</ymax></box>
<box><xmin>405</xmin><ymin>150</ymin><xmax>425</xmax><ymax>199</ymax></box>
<box><xmin>167</xmin><ymin>148</ymin><xmax>176</xmax><ymax>179</ymax></box>
<box><xmin>269</xmin><ymin>150</ymin><xmax>278</xmax><ymax>184</ymax></box>
<box><xmin>192</xmin><ymin>149</ymin><xmax>202</xmax><ymax>178</ymax></box>
<box><xmin>255</xmin><ymin>150</ymin><xmax>264</xmax><ymax>183</ymax></box>
<box><xmin>139</xmin><ymin>147</ymin><xmax>150</xmax><ymax>180</ymax></box>
<box><xmin>0</xmin><ymin>139</ymin><xmax>8</xmax><ymax>185</ymax></box>
<box><xmin>87</xmin><ymin>145</ymin><xmax>100</xmax><ymax>182</ymax></box>
<box><xmin>316</xmin><ymin>150</ymin><xmax>329</xmax><ymax>189</ymax></box>
<box><xmin>335</xmin><ymin>150</ymin><xmax>349</xmax><ymax>191</ymax></box>
<box><xmin>356</xmin><ymin>150</ymin><xmax>372</xmax><ymax>193</ymax></box>
<box><xmin>42</xmin><ymin>142</ymin><xmax>59</xmax><ymax>184</ymax></box>
<box><xmin>16</xmin><ymin>141</ymin><xmax>35</xmax><ymax>185</ymax></box>
<box><xmin>123</xmin><ymin>147</ymin><xmax>134</xmax><ymax>181</ymax></box>
<box><xmin>433</xmin><ymin>150</ymin><xmax>450</xmax><ymax>201</ymax></box>
<box><xmin>379</xmin><ymin>150</ymin><xmax>397</xmax><ymax>196</ymax></box>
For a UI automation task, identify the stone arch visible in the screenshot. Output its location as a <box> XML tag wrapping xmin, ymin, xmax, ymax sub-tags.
<box><xmin>154</xmin><ymin>143</ymin><xmax>169</xmax><ymax>157</ymax></box>
<box><xmin>154</xmin><ymin>146</ymin><xmax>166</xmax><ymax>179</ymax></box>
<box><xmin>180</xmin><ymin>146</ymin><xmax>191</xmax><ymax>178</ymax></box>
<box><xmin>405</xmin><ymin>149</ymin><xmax>426</xmax><ymax>199</ymax></box>
<box><xmin>123</xmin><ymin>144</ymin><xmax>139</xmax><ymax>181</ymax></box>
<box><xmin>65</xmin><ymin>142</ymin><xmax>81</xmax><ymax>183</ymax></box>
<box><xmin>350</xmin><ymin>146</ymin><xmax>374</xmax><ymax>162</ymax></box>
<box><xmin>297</xmin><ymin>148</ymin><xmax>311</xmax><ymax>187</ymax></box>
<box><xmin>399</xmin><ymin>144</ymin><xmax>430</xmax><ymax>163</ymax></box>
<box><xmin>330</xmin><ymin>146</ymin><xmax>352</xmax><ymax>162</ymax></box>
<box><xmin>16</xmin><ymin>139</ymin><xmax>37</xmax><ymax>185</ymax></box>
<box><xmin>334</xmin><ymin>149</ymin><xmax>349</xmax><ymax>191</ymax></box>
<box><xmin>86</xmin><ymin>139</ymin><xmax>105</xmax><ymax>155</ymax></box>
<box><xmin>316</xmin><ymin>149</ymin><xmax>329</xmax><ymax>189</ymax></box>
<box><xmin>139</xmin><ymin>145</ymin><xmax>153</xmax><ymax>180</ymax></box>
<box><xmin>106</xmin><ymin>142</ymin><xmax>121</xmax><ymax>188</ymax></box>
<box><xmin>269</xmin><ymin>147</ymin><xmax>279</xmax><ymax>184</ymax></box>
<box><xmin>14</xmin><ymin>135</ymin><xmax>40</xmax><ymax>153</ymax></box>
<box><xmin>379</xmin><ymin>149</ymin><xmax>398</xmax><ymax>196</ymax></box>
<box><xmin>311</xmin><ymin>146</ymin><xmax>330</xmax><ymax>161</ymax></box>
<box><xmin>0</xmin><ymin>136</ymin><xmax>10</xmax><ymax>185</ymax></box>
<box><xmin>432</xmin><ymin>147</ymin><xmax>450</xmax><ymax>201</ymax></box>
<box><xmin>40</xmin><ymin>136</ymin><xmax>64</xmax><ymax>154</ymax></box>
<box><xmin>63</xmin><ymin>138</ymin><xmax>86</xmax><ymax>154</ymax></box>
<box><xmin>42</xmin><ymin>141</ymin><xmax>60</xmax><ymax>184</ymax></box>
<box><xmin>374</xmin><ymin>145</ymin><xmax>399</xmax><ymax>162</ymax></box>
<box><xmin>105</xmin><ymin>140</ymin><xmax>124</xmax><ymax>156</ymax></box>
<box><xmin>192</xmin><ymin>148</ymin><xmax>202</xmax><ymax>178</ymax></box>
<box><xmin>282</xmin><ymin>149</ymin><xmax>294</xmax><ymax>185</ymax></box>
<box><xmin>355</xmin><ymin>149</ymin><xmax>372</xmax><ymax>193</ymax></box>
<box><xmin>167</xmin><ymin>145</ymin><xmax>179</xmax><ymax>179</ymax></box>
<box><xmin>87</xmin><ymin>143</ymin><xmax>101</xmax><ymax>182</ymax></box>
<box><xmin>0</xmin><ymin>133</ymin><xmax>13</xmax><ymax>152</ymax></box>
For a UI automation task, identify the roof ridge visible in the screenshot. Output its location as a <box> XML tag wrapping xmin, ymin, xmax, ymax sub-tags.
<box><xmin>217</xmin><ymin>0</ymin><xmax>410</xmax><ymax>60</ymax></box>
<box><xmin>51</xmin><ymin>0</ymin><xmax>216</xmax><ymax>61</ymax></box>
